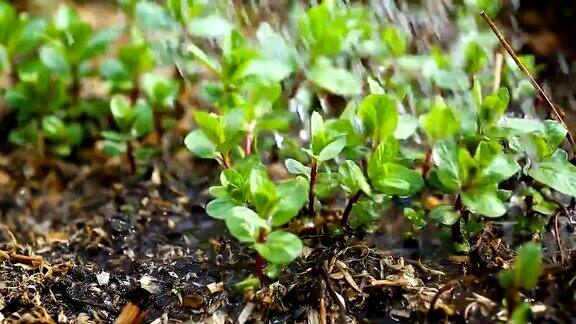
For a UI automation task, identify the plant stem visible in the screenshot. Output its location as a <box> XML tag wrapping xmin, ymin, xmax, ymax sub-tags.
<box><xmin>451</xmin><ymin>195</ymin><xmax>465</xmax><ymax>245</ymax></box>
<box><xmin>308</xmin><ymin>162</ymin><xmax>318</xmax><ymax>217</ymax></box>
<box><xmin>341</xmin><ymin>190</ymin><xmax>362</xmax><ymax>227</ymax></box>
<box><xmin>254</xmin><ymin>228</ymin><xmax>267</xmax><ymax>281</ymax></box>
<box><xmin>126</xmin><ymin>140</ymin><xmax>136</xmax><ymax>175</ymax></box>
<box><xmin>421</xmin><ymin>147</ymin><xmax>432</xmax><ymax>178</ymax></box>
<box><xmin>129</xmin><ymin>76</ymin><xmax>140</xmax><ymax>105</ymax></box>
<box><xmin>70</xmin><ymin>66</ymin><xmax>81</xmax><ymax>104</ymax></box>
<box><xmin>153</xmin><ymin>111</ymin><xmax>163</xmax><ymax>141</ymax></box>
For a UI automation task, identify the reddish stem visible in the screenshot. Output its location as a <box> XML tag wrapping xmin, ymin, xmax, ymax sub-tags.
<box><xmin>130</xmin><ymin>76</ymin><xmax>140</xmax><ymax>105</ymax></box>
<box><xmin>308</xmin><ymin>162</ymin><xmax>318</xmax><ymax>217</ymax></box>
<box><xmin>422</xmin><ymin>148</ymin><xmax>432</xmax><ymax>178</ymax></box>
<box><xmin>126</xmin><ymin>140</ymin><xmax>136</xmax><ymax>175</ymax></box>
<box><xmin>341</xmin><ymin>190</ymin><xmax>362</xmax><ymax>227</ymax></box>
<box><xmin>254</xmin><ymin>228</ymin><xmax>267</xmax><ymax>281</ymax></box>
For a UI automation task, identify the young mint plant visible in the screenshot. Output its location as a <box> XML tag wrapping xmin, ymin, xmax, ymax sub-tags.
<box><xmin>204</xmin><ymin>161</ymin><xmax>308</xmax><ymax>280</ymax></box>
<box><xmin>102</xmin><ymin>95</ymin><xmax>154</xmax><ymax>174</ymax></box>
<box><xmin>0</xmin><ymin>1</ymin><xmax>46</xmax><ymax>83</ymax></box>
<box><xmin>184</xmin><ymin>109</ymin><xmax>245</xmax><ymax>168</ymax></box>
<box><xmin>141</xmin><ymin>72</ymin><xmax>180</xmax><ymax>137</ymax></box>
<box><xmin>42</xmin><ymin>6</ymin><xmax>120</xmax><ymax>103</ymax></box>
<box><xmin>498</xmin><ymin>242</ymin><xmax>543</xmax><ymax>322</ymax></box>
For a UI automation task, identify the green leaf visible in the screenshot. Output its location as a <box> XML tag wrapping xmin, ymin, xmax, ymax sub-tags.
<box><xmin>110</xmin><ymin>95</ymin><xmax>135</xmax><ymax>131</ymax></box>
<box><xmin>271</xmin><ymin>178</ymin><xmax>309</xmax><ymax>226</ymax></box>
<box><xmin>136</xmin><ymin>2</ymin><xmax>175</xmax><ymax>30</ymax></box>
<box><xmin>357</xmin><ymin>94</ymin><xmax>398</xmax><ymax>143</ymax></box>
<box><xmin>509</xmin><ymin>303</ymin><xmax>532</xmax><ymax>324</ymax></box>
<box><xmin>318</xmin><ymin>136</ymin><xmax>347</xmax><ymax>162</ymax></box>
<box><xmin>431</xmin><ymin>139</ymin><xmax>461</xmax><ymax>192</ymax></box>
<box><xmin>188</xmin><ymin>15</ymin><xmax>233</xmax><ymax>39</ymax></box>
<box><xmin>186</xmin><ymin>43</ymin><xmax>221</xmax><ymax>75</ymax></box>
<box><xmin>529</xmin><ymin>158</ymin><xmax>576</xmax><ymax>197</ymax></box>
<box><xmin>42</xmin><ymin>116</ymin><xmax>67</xmax><ymax>141</ymax></box>
<box><xmin>184</xmin><ymin>130</ymin><xmax>218</xmax><ymax>159</ymax></box>
<box><xmin>477</xmin><ymin>153</ymin><xmax>520</xmax><ymax>186</ymax></box>
<box><xmin>339</xmin><ymin>160</ymin><xmax>371</xmax><ymax>195</ymax></box>
<box><xmin>132</xmin><ymin>102</ymin><xmax>154</xmax><ymax>138</ymax></box>
<box><xmin>369</xmin><ymin>163</ymin><xmax>424</xmax><ymax>196</ymax></box>
<box><xmin>225</xmin><ymin>206</ymin><xmax>269</xmax><ymax>243</ymax></box>
<box><xmin>381</xmin><ymin>26</ymin><xmax>408</xmax><ymax>57</ymax></box>
<box><xmin>285</xmin><ymin>159</ymin><xmax>311</xmax><ymax>178</ymax></box>
<box><xmin>102</xmin><ymin>140</ymin><xmax>126</xmax><ymax>156</ymax></box>
<box><xmin>498</xmin><ymin>242</ymin><xmax>543</xmax><ymax>291</ymax></box>
<box><xmin>394</xmin><ymin>115</ymin><xmax>419</xmax><ymax>140</ymax></box>
<box><xmin>367</xmin><ymin>139</ymin><xmax>399</xmax><ymax>176</ymax></box>
<box><xmin>421</xmin><ymin>96</ymin><xmax>459</xmax><ymax>142</ymax></box>
<box><xmin>248</xmin><ymin>169</ymin><xmax>277</xmax><ymax>216</ymax></box>
<box><xmin>206</xmin><ymin>198</ymin><xmax>236</xmax><ymax>220</ymax></box>
<box><xmin>478</xmin><ymin>87</ymin><xmax>509</xmax><ymax>133</ymax></box>
<box><xmin>403</xmin><ymin>208</ymin><xmax>426</xmax><ymax>230</ymax></box>
<box><xmin>543</xmin><ymin>120</ymin><xmax>567</xmax><ymax>152</ymax></box>
<box><xmin>254</xmin><ymin>231</ymin><xmax>303</xmax><ymax>264</ymax></box>
<box><xmin>39</xmin><ymin>46</ymin><xmax>70</xmax><ymax>75</ymax></box>
<box><xmin>84</xmin><ymin>27</ymin><xmax>122</xmax><ymax>59</ymax></box>
<box><xmin>430</xmin><ymin>205</ymin><xmax>460</xmax><ymax>226</ymax></box>
<box><xmin>307</xmin><ymin>57</ymin><xmax>362</xmax><ymax>96</ymax></box>
<box><xmin>462</xmin><ymin>187</ymin><xmax>506</xmax><ymax>217</ymax></box>
<box><xmin>193</xmin><ymin>111</ymin><xmax>223</xmax><ymax>145</ymax></box>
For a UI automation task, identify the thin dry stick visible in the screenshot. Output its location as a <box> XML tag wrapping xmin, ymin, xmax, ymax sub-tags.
<box><xmin>493</xmin><ymin>52</ymin><xmax>504</xmax><ymax>92</ymax></box>
<box><xmin>480</xmin><ymin>11</ymin><xmax>576</xmax><ymax>150</ymax></box>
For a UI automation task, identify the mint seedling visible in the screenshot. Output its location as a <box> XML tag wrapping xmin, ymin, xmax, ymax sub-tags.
<box><xmin>103</xmin><ymin>95</ymin><xmax>154</xmax><ymax>174</ymax></box>
<box><xmin>205</xmin><ymin>162</ymin><xmax>308</xmax><ymax>280</ymax></box>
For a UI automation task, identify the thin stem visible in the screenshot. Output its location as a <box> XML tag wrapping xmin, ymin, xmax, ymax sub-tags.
<box><xmin>308</xmin><ymin>162</ymin><xmax>318</xmax><ymax>217</ymax></box>
<box><xmin>126</xmin><ymin>140</ymin><xmax>136</xmax><ymax>175</ymax></box>
<box><xmin>254</xmin><ymin>228</ymin><xmax>267</xmax><ymax>281</ymax></box>
<box><xmin>480</xmin><ymin>11</ymin><xmax>576</xmax><ymax>151</ymax></box>
<box><xmin>421</xmin><ymin>148</ymin><xmax>432</xmax><ymax>178</ymax></box>
<box><xmin>153</xmin><ymin>111</ymin><xmax>163</xmax><ymax>142</ymax></box>
<box><xmin>493</xmin><ymin>52</ymin><xmax>504</xmax><ymax>93</ymax></box>
<box><xmin>129</xmin><ymin>75</ymin><xmax>140</xmax><ymax>105</ymax></box>
<box><xmin>70</xmin><ymin>65</ymin><xmax>81</xmax><ymax>104</ymax></box>
<box><xmin>341</xmin><ymin>190</ymin><xmax>362</xmax><ymax>227</ymax></box>
<box><xmin>451</xmin><ymin>195</ymin><xmax>465</xmax><ymax>245</ymax></box>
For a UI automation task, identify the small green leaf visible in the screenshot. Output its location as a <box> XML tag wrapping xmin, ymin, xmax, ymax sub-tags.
<box><xmin>509</xmin><ymin>303</ymin><xmax>532</xmax><ymax>324</ymax></box>
<box><xmin>394</xmin><ymin>114</ymin><xmax>419</xmax><ymax>140</ymax></box>
<box><xmin>498</xmin><ymin>242</ymin><xmax>543</xmax><ymax>291</ymax></box>
<box><xmin>478</xmin><ymin>87</ymin><xmax>509</xmax><ymax>133</ymax></box>
<box><xmin>39</xmin><ymin>46</ymin><xmax>70</xmax><ymax>75</ymax></box>
<box><xmin>285</xmin><ymin>159</ymin><xmax>311</xmax><ymax>178</ymax></box>
<box><xmin>271</xmin><ymin>178</ymin><xmax>309</xmax><ymax>226</ymax></box>
<box><xmin>421</xmin><ymin>96</ymin><xmax>459</xmax><ymax>142</ymax></box>
<box><xmin>193</xmin><ymin>111</ymin><xmax>223</xmax><ymax>145</ymax></box>
<box><xmin>430</xmin><ymin>205</ymin><xmax>460</xmax><ymax>226</ymax></box>
<box><xmin>254</xmin><ymin>231</ymin><xmax>303</xmax><ymax>264</ymax></box>
<box><xmin>248</xmin><ymin>169</ymin><xmax>277</xmax><ymax>216</ymax></box>
<box><xmin>357</xmin><ymin>94</ymin><xmax>398</xmax><ymax>143</ymax></box>
<box><xmin>462</xmin><ymin>187</ymin><xmax>506</xmax><ymax>217</ymax></box>
<box><xmin>369</xmin><ymin>163</ymin><xmax>424</xmax><ymax>196</ymax></box>
<box><xmin>226</xmin><ymin>206</ymin><xmax>269</xmax><ymax>243</ymax></box>
<box><xmin>132</xmin><ymin>102</ymin><xmax>154</xmax><ymax>138</ymax></box>
<box><xmin>339</xmin><ymin>160</ymin><xmax>371</xmax><ymax>195</ymax></box>
<box><xmin>307</xmin><ymin>58</ymin><xmax>362</xmax><ymax>96</ymax></box>
<box><xmin>318</xmin><ymin>136</ymin><xmax>346</xmax><ymax>162</ymax></box>
<box><xmin>403</xmin><ymin>207</ymin><xmax>426</xmax><ymax>230</ymax></box>
<box><xmin>184</xmin><ymin>130</ymin><xmax>218</xmax><ymax>159</ymax></box>
<box><xmin>432</xmin><ymin>139</ymin><xmax>461</xmax><ymax>192</ymax></box>
<box><xmin>110</xmin><ymin>95</ymin><xmax>135</xmax><ymax>131</ymax></box>
<box><xmin>206</xmin><ymin>198</ymin><xmax>236</xmax><ymax>220</ymax></box>
<box><xmin>529</xmin><ymin>158</ymin><xmax>576</xmax><ymax>197</ymax></box>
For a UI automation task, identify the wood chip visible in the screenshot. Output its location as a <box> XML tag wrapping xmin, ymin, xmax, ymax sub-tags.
<box><xmin>207</xmin><ymin>282</ymin><xmax>224</xmax><ymax>293</ymax></box>
<box><xmin>369</xmin><ymin>278</ymin><xmax>409</xmax><ymax>287</ymax></box>
<box><xmin>115</xmin><ymin>303</ymin><xmax>144</xmax><ymax>324</ymax></box>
